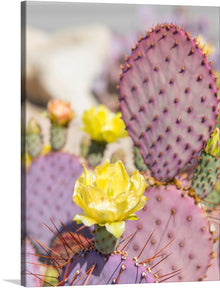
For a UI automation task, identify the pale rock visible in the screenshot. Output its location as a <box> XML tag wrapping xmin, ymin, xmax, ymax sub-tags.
<box><xmin>26</xmin><ymin>25</ymin><xmax>112</xmax><ymax>114</ymax></box>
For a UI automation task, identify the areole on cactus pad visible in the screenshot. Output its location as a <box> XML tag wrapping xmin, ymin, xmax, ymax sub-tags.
<box><xmin>119</xmin><ymin>23</ymin><xmax>218</xmax><ymax>181</ymax></box>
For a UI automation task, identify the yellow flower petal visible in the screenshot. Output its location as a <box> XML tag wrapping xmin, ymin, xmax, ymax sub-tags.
<box><xmin>73</xmin><ymin>184</ymin><xmax>117</xmax><ymax>222</ymax></box>
<box><xmin>72</xmin><ymin>161</ymin><xmax>148</xmax><ymax>233</ymax></box>
<box><xmin>105</xmin><ymin>221</ymin><xmax>125</xmax><ymax>239</ymax></box>
<box><xmin>124</xmin><ymin>214</ymin><xmax>139</xmax><ymax>221</ymax></box>
<box><xmin>130</xmin><ymin>170</ymin><xmax>147</xmax><ymax>196</ymax></box>
<box><xmin>73</xmin><ymin>213</ymin><xmax>98</xmax><ymax>226</ymax></box>
<box><xmin>95</xmin><ymin>160</ymin><xmax>130</xmax><ymax>197</ymax></box>
<box><xmin>77</xmin><ymin>165</ymin><xmax>95</xmax><ymax>186</ymax></box>
<box><xmin>82</xmin><ymin>105</ymin><xmax>127</xmax><ymax>143</ymax></box>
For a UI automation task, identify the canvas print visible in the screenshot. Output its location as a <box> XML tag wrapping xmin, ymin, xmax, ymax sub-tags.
<box><xmin>21</xmin><ymin>1</ymin><xmax>220</xmax><ymax>286</ymax></box>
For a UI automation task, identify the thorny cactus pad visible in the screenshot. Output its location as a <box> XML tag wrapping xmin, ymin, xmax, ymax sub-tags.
<box><xmin>119</xmin><ymin>23</ymin><xmax>218</xmax><ymax>181</ymax></box>
<box><xmin>50</xmin><ymin>125</ymin><xmax>67</xmax><ymax>151</ymax></box>
<box><xmin>50</xmin><ymin>231</ymin><xmax>90</xmax><ymax>267</ymax></box>
<box><xmin>123</xmin><ymin>185</ymin><xmax>214</xmax><ymax>282</ymax></box>
<box><xmin>192</xmin><ymin>152</ymin><xmax>220</xmax><ymax>200</ymax></box>
<box><xmin>93</xmin><ymin>224</ymin><xmax>120</xmax><ymax>255</ymax></box>
<box><xmin>203</xmin><ymin>181</ymin><xmax>220</xmax><ymax>209</ymax></box>
<box><xmin>24</xmin><ymin>152</ymin><xmax>90</xmax><ymax>248</ymax></box>
<box><xmin>26</xmin><ymin>118</ymin><xmax>43</xmax><ymax>158</ymax></box>
<box><xmin>58</xmin><ymin>249</ymin><xmax>156</xmax><ymax>285</ymax></box>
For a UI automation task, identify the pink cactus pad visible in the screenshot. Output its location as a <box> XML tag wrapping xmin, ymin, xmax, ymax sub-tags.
<box><xmin>123</xmin><ymin>185</ymin><xmax>214</xmax><ymax>282</ymax></box>
<box><xmin>119</xmin><ymin>24</ymin><xmax>218</xmax><ymax>181</ymax></box>
<box><xmin>23</xmin><ymin>152</ymin><xmax>91</xmax><ymax>249</ymax></box>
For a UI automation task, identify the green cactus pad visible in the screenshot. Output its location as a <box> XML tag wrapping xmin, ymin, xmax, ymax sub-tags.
<box><xmin>204</xmin><ymin>180</ymin><xmax>220</xmax><ymax>209</ymax></box>
<box><xmin>86</xmin><ymin>140</ymin><xmax>106</xmax><ymax>167</ymax></box>
<box><xmin>26</xmin><ymin>133</ymin><xmax>43</xmax><ymax>158</ymax></box>
<box><xmin>94</xmin><ymin>224</ymin><xmax>120</xmax><ymax>254</ymax></box>
<box><xmin>133</xmin><ymin>146</ymin><xmax>148</xmax><ymax>172</ymax></box>
<box><xmin>192</xmin><ymin>152</ymin><xmax>220</xmax><ymax>199</ymax></box>
<box><xmin>50</xmin><ymin>125</ymin><xmax>67</xmax><ymax>151</ymax></box>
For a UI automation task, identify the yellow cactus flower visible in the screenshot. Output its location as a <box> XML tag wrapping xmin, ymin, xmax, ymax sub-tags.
<box><xmin>73</xmin><ymin>160</ymin><xmax>148</xmax><ymax>239</ymax></box>
<box><xmin>47</xmin><ymin>99</ymin><xmax>75</xmax><ymax>126</ymax></box>
<box><xmin>82</xmin><ymin>105</ymin><xmax>128</xmax><ymax>143</ymax></box>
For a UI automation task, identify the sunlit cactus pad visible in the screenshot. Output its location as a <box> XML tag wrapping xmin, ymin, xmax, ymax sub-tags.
<box><xmin>123</xmin><ymin>185</ymin><xmax>214</xmax><ymax>282</ymax></box>
<box><xmin>119</xmin><ymin>23</ymin><xmax>218</xmax><ymax>181</ymax></box>
<box><xmin>25</xmin><ymin>152</ymin><xmax>86</xmax><ymax>248</ymax></box>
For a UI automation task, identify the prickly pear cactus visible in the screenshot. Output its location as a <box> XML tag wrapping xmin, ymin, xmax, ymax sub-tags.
<box><xmin>192</xmin><ymin>152</ymin><xmax>220</xmax><ymax>200</ymax></box>
<box><xmin>94</xmin><ymin>224</ymin><xmax>120</xmax><ymax>254</ymax></box>
<box><xmin>58</xmin><ymin>249</ymin><xmax>156</xmax><ymax>285</ymax></box>
<box><xmin>204</xmin><ymin>181</ymin><xmax>220</xmax><ymax>209</ymax></box>
<box><xmin>123</xmin><ymin>184</ymin><xmax>214</xmax><ymax>282</ymax></box>
<box><xmin>51</xmin><ymin>231</ymin><xmax>91</xmax><ymax>267</ymax></box>
<box><xmin>119</xmin><ymin>23</ymin><xmax>218</xmax><ymax>181</ymax></box>
<box><xmin>205</xmin><ymin>208</ymin><xmax>220</xmax><ymax>281</ymax></box>
<box><xmin>24</xmin><ymin>152</ymin><xmax>92</xmax><ymax>248</ymax></box>
<box><xmin>50</xmin><ymin>125</ymin><xmax>67</xmax><ymax>151</ymax></box>
<box><xmin>26</xmin><ymin>118</ymin><xmax>43</xmax><ymax>158</ymax></box>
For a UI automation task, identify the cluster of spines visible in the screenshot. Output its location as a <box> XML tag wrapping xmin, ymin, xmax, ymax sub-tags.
<box><xmin>119</xmin><ymin>23</ymin><xmax>218</xmax><ymax>81</ymax></box>
<box><xmin>24</xmin><ymin>220</ymin><xmax>184</xmax><ymax>286</ymax></box>
<box><xmin>56</xmin><ymin>229</ymin><xmax>183</xmax><ymax>285</ymax></box>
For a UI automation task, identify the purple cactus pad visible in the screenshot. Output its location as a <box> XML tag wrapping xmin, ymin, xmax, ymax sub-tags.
<box><xmin>119</xmin><ymin>24</ymin><xmax>218</xmax><ymax>181</ymax></box>
<box><xmin>24</xmin><ymin>152</ymin><xmax>88</xmax><ymax>249</ymax></box>
<box><xmin>123</xmin><ymin>184</ymin><xmax>214</xmax><ymax>282</ymax></box>
<box><xmin>59</xmin><ymin>249</ymin><xmax>156</xmax><ymax>285</ymax></box>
